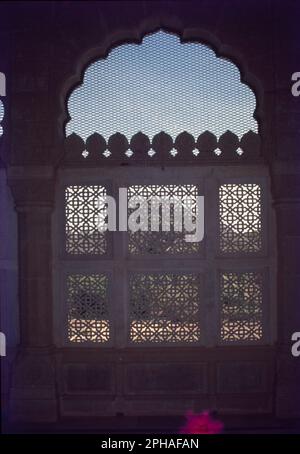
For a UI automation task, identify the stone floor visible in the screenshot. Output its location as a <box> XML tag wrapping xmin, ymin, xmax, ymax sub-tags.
<box><xmin>2</xmin><ymin>415</ymin><xmax>300</xmax><ymax>434</ymax></box>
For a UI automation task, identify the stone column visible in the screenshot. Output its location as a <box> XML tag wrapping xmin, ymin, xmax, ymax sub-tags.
<box><xmin>7</xmin><ymin>166</ymin><xmax>58</xmax><ymax>422</ymax></box>
<box><xmin>271</xmin><ymin>162</ymin><xmax>300</xmax><ymax>418</ymax></box>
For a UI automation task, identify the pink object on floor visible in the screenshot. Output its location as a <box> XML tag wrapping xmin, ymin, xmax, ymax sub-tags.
<box><xmin>179</xmin><ymin>411</ymin><xmax>224</xmax><ymax>434</ymax></box>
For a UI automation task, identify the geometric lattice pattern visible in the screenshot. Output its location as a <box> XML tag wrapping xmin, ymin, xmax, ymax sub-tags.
<box><xmin>128</xmin><ymin>185</ymin><xmax>200</xmax><ymax>255</ymax></box>
<box><xmin>220</xmin><ymin>272</ymin><xmax>263</xmax><ymax>342</ymax></box>
<box><xmin>219</xmin><ymin>184</ymin><xmax>262</xmax><ymax>253</ymax></box>
<box><xmin>129</xmin><ymin>273</ymin><xmax>201</xmax><ymax>343</ymax></box>
<box><xmin>65</xmin><ymin>185</ymin><xmax>107</xmax><ymax>255</ymax></box>
<box><xmin>67</xmin><ymin>274</ymin><xmax>110</xmax><ymax>343</ymax></box>
<box><xmin>66</xmin><ymin>31</ymin><xmax>257</xmax><ymax>141</ymax></box>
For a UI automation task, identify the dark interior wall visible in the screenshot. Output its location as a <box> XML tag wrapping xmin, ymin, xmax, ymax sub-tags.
<box><xmin>0</xmin><ymin>0</ymin><xmax>298</xmax><ymax>165</ymax></box>
<box><xmin>0</xmin><ymin>0</ymin><xmax>300</xmax><ymax>427</ymax></box>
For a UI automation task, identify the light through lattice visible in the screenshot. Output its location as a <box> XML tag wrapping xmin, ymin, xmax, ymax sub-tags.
<box><xmin>67</xmin><ymin>274</ymin><xmax>110</xmax><ymax>343</ymax></box>
<box><xmin>128</xmin><ymin>184</ymin><xmax>200</xmax><ymax>255</ymax></box>
<box><xmin>66</xmin><ymin>31</ymin><xmax>257</xmax><ymax>141</ymax></box>
<box><xmin>129</xmin><ymin>273</ymin><xmax>201</xmax><ymax>343</ymax></box>
<box><xmin>220</xmin><ymin>272</ymin><xmax>263</xmax><ymax>342</ymax></box>
<box><xmin>65</xmin><ymin>185</ymin><xmax>107</xmax><ymax>255</ymax></box>
<box><xmin>219</xmin><ymin>184</ymin><xmax>262</xmax><ymax>253</ymax></box>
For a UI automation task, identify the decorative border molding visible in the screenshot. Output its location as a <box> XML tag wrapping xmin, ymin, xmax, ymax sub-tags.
<box><xmin>62</xmin><ymin>130</ymin><xmax>261</xmax><ymax>166</ymax></box>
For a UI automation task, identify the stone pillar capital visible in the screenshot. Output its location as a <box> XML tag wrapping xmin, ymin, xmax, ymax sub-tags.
<box><xmin>7</xmin><ymin>165</ymin><xmax>56</xmax><ymax>210</ymax></box>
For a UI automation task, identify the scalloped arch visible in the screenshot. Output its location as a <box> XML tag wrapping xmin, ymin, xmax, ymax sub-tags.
<box><xmin>59</xmin><ymin>22</ymin><xmax>263</xmax><ymax>145</ymax></box>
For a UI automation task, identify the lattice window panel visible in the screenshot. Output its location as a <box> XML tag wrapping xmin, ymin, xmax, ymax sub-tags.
<box><xmin>66</xmin><ymin>31</ymin><xmax>257</xmax><ymax>141</ymax></box>
<box><xmin>129</xmin><ymin>273</ymin><xmax>201</xmax><ymax>343</ymax></box>
<box><xmin>219</xmin><ymin>184</ymin><xmax>262</xmax><ymax>253</ymax></box>
<box><xmin>220</xmin><ymin>272</ymin><xmax>263</xmax><ymax>342</ymax></box>
<box><xmin>67</xmin><ymin>274</ymin><xmax>110</xmax><ymax>343</ymax></box>
<box><xmin>128</xmin><ymin>184</ymin><xmax>200</xmax><ymax>255</ymax></box>
<box><xmin>65</xmin><ymin>185</ymin><xmax>107</xmax><ymax>255</ymax></box>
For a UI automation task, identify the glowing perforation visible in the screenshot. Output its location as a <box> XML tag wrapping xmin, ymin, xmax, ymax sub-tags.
<box><xmin>125</xmin><ymin>149</ymin><xmax>134</xmax><ymax>158</ymax></box>
<box><xmin>103</xmin><ymin>150</ymin><xmax>111</xmax><ymax>158</ymax></box>
<box><xmin>82</xmin><ymin>150</ymin><xmax>89</xmax><ymax>158</ymax></box>
<box><xmin>170</xmin><ymin>149</ymin><xmax>178</xmax><ymax>157</ymax></box>
<box><xmin>214</xmin><ymin>148</ymin><xmax>222</xmax><ymax>156</ymax></box>
<box><xmin>148</xmin><ymin>149</ymin><xmax>156</xmax><ymax>157</ymax></box>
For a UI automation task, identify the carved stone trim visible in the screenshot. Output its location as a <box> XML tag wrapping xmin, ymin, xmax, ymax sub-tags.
<box><xmin>62</xmin><ymin>130</ymin><xmax>262</xmax><ymax>167</ymax></box>
<box><xmin>7</xmin><ymin>166</ymin><xmax>56</xmax><ymax>209</ymax></box>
